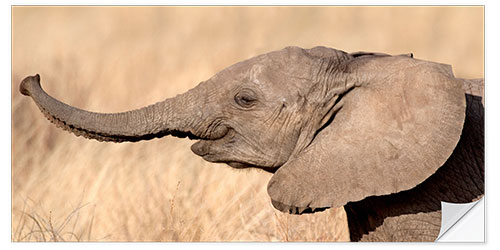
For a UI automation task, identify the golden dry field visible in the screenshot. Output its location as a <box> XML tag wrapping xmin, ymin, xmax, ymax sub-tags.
<box><xmin>12</xmin><ymin>6</ymin><xmax>483</xmax><ymax>242</ymax></box>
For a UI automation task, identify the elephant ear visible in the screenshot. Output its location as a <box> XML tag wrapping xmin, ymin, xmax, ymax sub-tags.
<box><xmin>268</xmin><ymin>55</ymin><xmax>466</xmax><ymax>214</ymax></box>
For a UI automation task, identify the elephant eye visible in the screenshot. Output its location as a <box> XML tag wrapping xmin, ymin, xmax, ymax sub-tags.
<box><xmin>235</xmin><ymin>89</ymin><xmax>257</xmax><ymax>109</ymax></box>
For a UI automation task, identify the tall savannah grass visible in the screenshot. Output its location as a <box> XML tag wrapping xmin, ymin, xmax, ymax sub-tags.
<box><xmin>12</xmin><ymin>6</ymin><xmax>482</xmax><ymax>241</ymax></box>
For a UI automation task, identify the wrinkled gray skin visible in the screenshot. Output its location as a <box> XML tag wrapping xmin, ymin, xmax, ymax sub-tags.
<box><xmin>345</xmin><ymin>79</ymin><xmax>484</xmax><ymax>241</ymax></box>
<box><xmin>19</xmin><ymin>46</ymin><xmax>484</xmax><ymax>241</ymax></box>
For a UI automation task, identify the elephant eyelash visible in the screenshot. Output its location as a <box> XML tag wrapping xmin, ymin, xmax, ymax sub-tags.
<box><xmin>234</xmin><ymin>90</ymin><xmax>257</xmax><ymax>108</ymax></box>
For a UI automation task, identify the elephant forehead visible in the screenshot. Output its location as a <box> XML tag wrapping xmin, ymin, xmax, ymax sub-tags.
<box><xmin>209</xmin><ymin>57</ymin><xmax>266</xmax><ymax>83</ymax></box>
<box><xmin>210</xmin><ymin>48</ymin><xmax>318</xmax><ymax>84</ymax></box>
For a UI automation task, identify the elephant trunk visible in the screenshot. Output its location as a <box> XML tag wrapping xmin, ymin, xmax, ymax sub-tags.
<box><xmin>19</xmin><ymin>74</ymin><xmax>227</xmax><ymax>142</ymax></box>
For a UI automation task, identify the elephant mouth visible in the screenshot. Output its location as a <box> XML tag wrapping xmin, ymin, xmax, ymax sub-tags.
<box><xmin>190</xmin><ymin>129</ymin><xmax>277</xmax><ymax>173</ymax></box>
<box><xmin>190</xmin><ymin>133</ymin><xmax>229</xmax><ymax>157</ymax></box>
<box><xmin>190</xmin><ymin>126</ymin><xmax>232</xmax><ymax>157</ymax></box>
<box><xmin>190</xmin><ymin>140</ymin><xmax>213</xmax><ymax>157</ymax></box>
<box><xmin>169</xmin><ymin>130</ymin><xmax>205</xmax><ymax>140</ymax></box>
<box><xmin>174</xmin><ymin>122</ymin><xmax>230</xmax><ymax>141</ymax></box>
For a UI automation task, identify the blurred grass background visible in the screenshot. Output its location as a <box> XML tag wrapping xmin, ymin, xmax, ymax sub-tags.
<box><xmin>12</xmin><ymin>6</ymin><xmax>483</xmax><ymax>241</ymax></box>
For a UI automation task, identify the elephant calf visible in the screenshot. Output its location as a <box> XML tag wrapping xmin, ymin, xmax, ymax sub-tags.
<box><xmin>19</xmin><ymin>46</ymin><xmax>484</xmax><ymax>242</ymax></box>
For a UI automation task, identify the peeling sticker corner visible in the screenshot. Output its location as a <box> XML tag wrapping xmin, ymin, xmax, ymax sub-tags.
<box><xmin>436</xmin><ymin>197</ymin><xmax>484</xmax><ymax>242</ymax></box>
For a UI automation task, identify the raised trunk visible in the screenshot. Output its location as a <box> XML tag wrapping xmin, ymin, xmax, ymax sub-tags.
<box><xmin>20</xmin><ymin>74</ymin><xmax>223</xmax><ymax>142</ymax></box>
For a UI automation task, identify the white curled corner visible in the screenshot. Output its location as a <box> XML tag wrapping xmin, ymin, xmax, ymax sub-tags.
<box><xmin>436</xmin><ymin>197</ymin><xmax>484</xmax><ymax>242</ymax></box>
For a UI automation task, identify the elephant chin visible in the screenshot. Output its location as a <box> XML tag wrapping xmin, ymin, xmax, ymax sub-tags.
<box><xmin>227</xmin><ymin>162</ymin><xmax>254</xmax><ymax>169</ymax></box>
<box><xmin>190</xmin><ymin>141</ymin><xmax>278</xmax><ymax>173</ymax></box>
<box><xmin>228</xmin><ymin>161</ymin><xmax>278</xmax><ymax>173</ymax></box>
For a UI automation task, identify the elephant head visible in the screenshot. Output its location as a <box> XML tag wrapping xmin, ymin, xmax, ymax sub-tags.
<box><xmin>20</xmin><ymin>46</ymin><xmax>467</xmax><ymax>222</ymax></box>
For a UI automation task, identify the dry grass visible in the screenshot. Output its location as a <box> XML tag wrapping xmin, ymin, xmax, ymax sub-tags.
<box><xmin>11</xmin><ymin>6</ymin><xmax>483</xmax><ymax>242</ymax></box>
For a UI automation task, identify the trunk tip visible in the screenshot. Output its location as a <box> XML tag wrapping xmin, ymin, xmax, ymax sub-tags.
<box><xmin>19</xmin><ymin>74</ymin><xmax>41</xmax><ymax>96</ymax></box>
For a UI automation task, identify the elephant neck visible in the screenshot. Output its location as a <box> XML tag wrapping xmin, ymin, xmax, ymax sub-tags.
<box><xmin>344</xmin><ymin>93</ymin><xmax>484</xmax><ymax>242</ymax></box>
